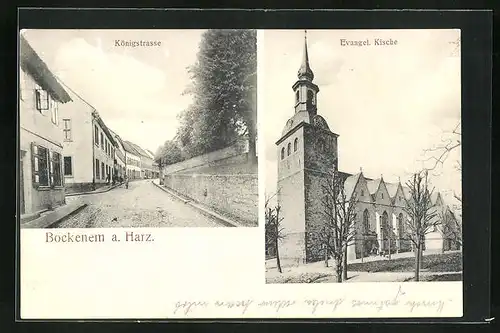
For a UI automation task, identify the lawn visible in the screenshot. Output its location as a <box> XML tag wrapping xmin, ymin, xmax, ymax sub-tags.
<box><xmin>347</xmin><ymin>252</ymin><xmax>462</xmax><ymax>273</ymax></box>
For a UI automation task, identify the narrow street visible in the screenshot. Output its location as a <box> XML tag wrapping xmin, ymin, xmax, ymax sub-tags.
<box><xmin>57</xmin><ymin>180</ymin><xmax>223</xmax><ymax>228</ymax></box>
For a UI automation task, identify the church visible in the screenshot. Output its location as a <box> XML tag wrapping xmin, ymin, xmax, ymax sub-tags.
<box><xmin>273</xmin><ymin>32</ymin><xmax>460</xmax><ymax>266</ymax></box>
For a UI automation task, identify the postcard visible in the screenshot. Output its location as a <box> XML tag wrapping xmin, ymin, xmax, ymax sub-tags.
<box><xmin>19</xmin><ymin>28</ymin><xmax>462</xmax><ymax>319</ymax></box>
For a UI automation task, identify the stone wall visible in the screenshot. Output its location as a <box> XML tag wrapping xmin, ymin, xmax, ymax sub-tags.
<box><xmin>162</xmin><ymin>140</ymin><xmax>257</xmax><ymax>226</ymax></box>
<box><xmin>164</xmin><ymin>173</ymin><xmax>257</xmax><ymax>226</ymax></box>
<box><xmin>163</xmin><ymin>140</ymin><xmax>249</xmax><ymax>175</ymax></box>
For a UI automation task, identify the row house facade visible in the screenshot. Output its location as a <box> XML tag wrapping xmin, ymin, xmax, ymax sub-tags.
<box><xmin>123</xmin><ymin>141</ymin><xmax>141</xmax><ymax>179</ymax></box>
<box><xmin>19</xmin><ymin>35</ymin><xmax>73</xmax><ymax>215</ymax></box>
<box><xmin>129</xmin><ymin>142</ymin><xmax>154</xmax><ymax>179</ymax></box>
<box><xmin>57</xmin><ymin>83</ymin><xmax>117</xmax><ymax>193</ymax></box>
<box><xmin>109</xmin><ymin>129</ymin><xmax>127</xmax><ymax>182</ymax></box>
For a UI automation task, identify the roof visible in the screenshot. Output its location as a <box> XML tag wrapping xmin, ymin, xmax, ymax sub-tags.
<box><xmin>366</xmin><ymin>179</ymin><xmax>382</xmax><ymax>195</ymax></box>
<box><xmin>129</xmin><ymin>142</ymin><xmax>151</xmax><ymax>159</ymax></box>
<box><xmin>122</xmin><ymin>141</ymin><xmax>140</xmax><ymax>155</ymax></box>
<box><xmin>402</xmin><ymin>187</ymin><xmax>411</xmax><ymax>200</ymax></box>
<box><xmin>20</xmin><ymin>35</ymin><xmax>72</xmax><ymax>104</ymax></box>
<box><xmin>430</xmin><ymin>192</ymin><xmax>441</xmax><ymax>205</ymax></box>
<box><xmin>344</xmin><ymin>173</ymin><xmax>361</xmax><ymax>200</ymax></box>
<box><xmin>92</xmin><ymin>112</ymin><xmax>117</xmax><ymax>147</ymax></box>
<box><xmin>385</xmin><ymin>183</ymin><xmax>400</xmax><ymax>198</ymax></box>
<box><xmin>145</xmin><ymin>149</ymin><xmax>156</xmax><ymax>159</ymax></box>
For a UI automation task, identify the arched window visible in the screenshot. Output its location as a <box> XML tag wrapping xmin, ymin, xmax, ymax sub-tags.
<box><xmin>287</xmin><ymin>142</ymin><xmax>291</xmax><ymax>156</ymax></box>
<box><xmin>307</xmin><ymin>90</ymin><xmax>315</xmax><ymax>106</ymax></box>
<box><xmin>280</xmin><ymin>147</ymin><xmax>285</xmax><ymax>160</ymax></box>
<box><xmin>317</xmin><ymin>138</ymin><xmax>325</xmax><ymax>152</ymax></box>
<box><xmin>363</xmin><ymin>209</ymin><xmax>370</xmax><ymax>233</ymax></box>
<box><xmin>398</xmin><ymin>213</ymin><xmax>404</xmax><ymax>236</ymax></box>
<box><xmin>295</xmin><ymin>90</ymin><xmax>300</xmax><ymax>103</ymax></box>
<box><xmin>293</xmin><ymin>138</ymin><xmax>298</xmax><ymax>152</ymax></box>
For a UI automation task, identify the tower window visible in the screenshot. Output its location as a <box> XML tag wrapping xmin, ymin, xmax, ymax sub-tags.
<box><xmin>281</xmin><ymin>147</ymin><xmax>285</xmax><ymax>160</ymax></box>
<box><xmin>361</xmin><ymin>190</ymin><xmax>364</xmax><ymax>196</ymax></box>
<box><xmin>307</xmin><ymin>90</ymin><xmax>315</xmax><ymax>106</ymax></box>
<box><xmin>294</xmin><ymin>138</ymin><xmax>298</xmax><ymax>152</ymax></box>
<box><xmin>287</xmin><ymin>142</ymin><xmax>291</xmax><ymax>156</ymax></box>
<box><xmin>295</xmin><ymin>90</ymin><xmax>299</xmax><ymax>103</ymax></box>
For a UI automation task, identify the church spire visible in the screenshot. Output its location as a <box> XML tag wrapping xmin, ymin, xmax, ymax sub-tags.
<box><xmin>297</xmin><ymin>30</ymin><xmax>314</xmax><ymax>81</ymax></box>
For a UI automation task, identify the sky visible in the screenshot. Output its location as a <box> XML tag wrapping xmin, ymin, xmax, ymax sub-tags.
<box><xmin>21</xmin><ymin>29</ymin><xmax>205</xmax><ymax>154</ymax></box>
<box><xmin>261</xmin><ymin>29</ymin><xmax>461</xmax><ymax>206</ymax></box>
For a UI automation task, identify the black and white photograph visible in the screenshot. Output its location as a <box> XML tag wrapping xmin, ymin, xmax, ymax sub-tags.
<box><xmin>19</xmin><ymin>29</ymin><xmax>258</xmax><ymax>229</ymax></box>
<box><xmin>264</xmin><ymin>30</ymin><xmax>462</xmax><ymax>284</ymax></box>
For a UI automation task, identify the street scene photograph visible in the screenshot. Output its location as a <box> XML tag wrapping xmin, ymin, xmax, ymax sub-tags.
<box><xmin>19</xmin><ymin>29</ymin><xmax>258</xmax><ymax>229</ymax></box>
<box><xmin>263</xmin><ymin>29</ymin><xmax>462</xmax><ymax>283</ymax></box>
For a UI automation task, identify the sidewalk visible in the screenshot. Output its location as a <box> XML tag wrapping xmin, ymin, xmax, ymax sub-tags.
<box><xmin>65</xmin><ymin>182</ymin><xmax>123</xmax><ymax>197</ymax></box>
<box><xmin>21</xmin><ymin>201</ymin><xmax>87</xmax><ymax>229</ymax></box>
<box><xmin>151</xmin><ymin>180</ymin><xmax>245</xmax><ymax>227</ymax></box>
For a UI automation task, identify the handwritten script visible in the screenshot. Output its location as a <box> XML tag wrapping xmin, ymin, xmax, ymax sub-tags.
<box><xmin>172</xmin><ymin>285</ymin><xmax>451</xmax><ymax>317</ymax></box>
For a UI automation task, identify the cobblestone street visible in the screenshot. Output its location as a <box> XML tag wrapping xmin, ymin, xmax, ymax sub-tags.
<box><xmin>57</xmin><ymin>180</ymin><xmax>223</xmax><ymax>228</ymax></box>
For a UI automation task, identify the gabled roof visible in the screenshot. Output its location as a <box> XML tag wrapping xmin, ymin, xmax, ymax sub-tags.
<box><xmin>344</xmin><ymin>173</ymin><xmax>361</xmax><ymax>200</ymax></box>
<box><xmin>402</xmin><ymin>186</ymin><xmax>411</xmax><ymax>200</ymax></box>
<box><xmin>366</xmin><ymin>179</ymin><xmax>382</xmax><ymax>195</ymax></box>
<box><xmin>129</xmin><ymin>142</ymin><xmax>150</xmax><ymax>158</ymax></box>
<box><xmin>385</xmin><ymin>182</ymin><xmax>400</xmax><ymax>198</ymax></box>
<box><xmin>430</xmin><ymin>192</ymin><xmax>442</xmax><ymax>205</ymax></box>
<box><xmin>145</xmin><ymin>149</ymin><xmax>156</xmax><ymax>159</ymax></box>
<box><xmin>20</xmin><ymin>35</ymin><xmax>72</xmax><ymax>104</ymax></box>
<box><xmin>92</xmin><ymin>112</ymin><xmax>117</xmax><ymax>147</ymax></box>
<box><xmin>122</xmin><ymin>141</ymin><xmax>140</xmax><ymax>155</ymax></box>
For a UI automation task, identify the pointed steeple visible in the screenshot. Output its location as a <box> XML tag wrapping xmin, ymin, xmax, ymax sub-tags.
<box><xmin>297</xmin><ymin>30</ymin><xmax>314</xmax><ymax>81</ymax></box>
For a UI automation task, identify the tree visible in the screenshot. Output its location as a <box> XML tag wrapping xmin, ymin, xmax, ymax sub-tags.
<box><xmin>403</xmin><ymin>170</ymin><xmax>439</xmax><ymax>281</ymax></box>
<box><xmin>320</xmin><ymin>168</ymin><xmax>358</xmax><ymax>282</ymax></box>
<box><xmin>265</xmin><ymin>192</ymin><xmax>285</xmax><ymax>274</ymax></box>
<box><xmin>440</xmin><ymin>206</ymin><xmax>462</xmax><ymax>250</ymax></box>
<box><xmin>423</xmin><ymin>121</ymin><xmax>461</xmax><ymax>203</ymax></box>
<box><xmin>178</xmin><ymin>29</ymin><xmax>257</xmax><ymax>159</ymax></box>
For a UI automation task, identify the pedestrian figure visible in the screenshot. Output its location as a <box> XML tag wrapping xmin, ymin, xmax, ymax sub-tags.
<box><xmin>125</xmin><ymin>176</ymin><xmax>129</xmax><ymax>189</ymax></box>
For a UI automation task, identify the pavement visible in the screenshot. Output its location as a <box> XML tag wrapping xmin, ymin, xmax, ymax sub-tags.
<box><xmin>151</xmin><ymin>180</ymin><xmax>244</xmax><ymax>227</ymax></box>
<box><xmin>57</xmin><ymin>179</ymin><xmax>225</xmax><ymax>228</ymax></box>
<box><xmin>21</xmin><ymin>201</ymin><xmax>88</xmax><ymax>229</ymax></box>
<box><xmin>65</xmin><ymin>182</ymin><xmax>123</xmax><ymax>197</ymax></box>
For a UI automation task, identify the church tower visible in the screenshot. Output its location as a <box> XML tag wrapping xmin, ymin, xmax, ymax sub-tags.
<box><xmin>276</xmin><ymin>31</ymin><xmax>339</xmax><ymax>265</ymax></box>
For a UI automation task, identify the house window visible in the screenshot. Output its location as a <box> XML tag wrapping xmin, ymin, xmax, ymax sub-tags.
<box><xmin>35</xmin><ymin>89</ymin><xmax>49</xmax><ymax>111</ymax></box>
<box><xmin>295</xmin><ymin>90</ymin><xmax>299</xmax><ymax>103</ymax></box>
<box><xmin>101</xmin><ymin>162</ymin><xmax>105</xmax><ymax>180</ymax></box>
<box><xmin>50</xmin><ymin>151</ymin><xmax>62</xmax><ymax>187</ymax></box>
<box><xmin>94</xmin><ymin>125</ymin><xmax>99</xmax><ymax>145</ymax></box>
<box><xmin>31</xmin><ymin>144</ymin><xmax>49</xmax><ymax>187</ymax></box>
<box><xmin>294</xmin><ymin>138</ymin><xmax>298</xmax><ymax>152</ymax></box>
<box><xmin>287</xmin><ymin>142</ymin><xmax>291</xmax><ymax>156</ymax></box>
<box><xmin>50</xmin><ymin>98</ymin><xmax>58</xmax><ymax>125</ymax></box>
<box><xmin>64</xmin><ymin>156</ymin><xmax>73</xmax><ymax>176</ymax></box>
<box><xmin>96</xmin><ymin>159</ymin><xmax>100</xmax><ymax>179</ymax></box>
<box><xmin>63</xmin><ymin>119</ymin><xmax>72</xmax><ymax>141</ymax></box>
<box><xmin>101</xmin><ymin>133</ymin><xmax>104</xmax><ymax>149</ymax></box>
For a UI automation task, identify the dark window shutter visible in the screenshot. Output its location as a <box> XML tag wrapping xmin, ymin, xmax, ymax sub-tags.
<box><xmin>30</xmin><ymin>142</ymin><xmax>40</xmax><ymax>188</ymax></box>
<box><xmin>48</xmin><ymin>150</ymin><xmax>54</xmax><ymax>188</ymax></box>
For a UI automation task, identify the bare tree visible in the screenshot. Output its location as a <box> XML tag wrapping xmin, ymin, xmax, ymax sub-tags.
<box><xmin>320</xmin><ymin>168</ymin><xmax>358</xmax><ymax>282</ymax></box>
<box><xmin>265</xmin><ymin>191</ymin><xmax>285</xmax><ymax>274</ymax></box>
<box><xmin>403</xmin><ymin>170</ymin><xmax>439</xmax><ymax>281</ymax></box>
<box><xmin>440</xmin><ymin>206</ymin><xmax>462</xmax><ymax>250</ymax></box>
<box><xmin>423</xmin><ymin>121</ymin><xmax>461</xmax><ymax>203</ymax></box>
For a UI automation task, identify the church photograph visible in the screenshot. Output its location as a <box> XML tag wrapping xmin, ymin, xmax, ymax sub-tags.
<box><xmin>262</xmin><ymin>29</ymin><xmax>462</xmax><ymax>284</ymax></box>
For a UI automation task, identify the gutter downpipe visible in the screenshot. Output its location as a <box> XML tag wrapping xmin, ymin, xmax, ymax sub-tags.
<box><xmin>91</xmin><ymin>112</ymin><xmax>96</xmax><ymax>191</ymax></box>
